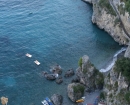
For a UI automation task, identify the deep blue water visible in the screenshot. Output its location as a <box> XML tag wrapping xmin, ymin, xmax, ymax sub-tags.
<box><xmin>0</xmin><ymin>0</ymin><xmax>121</xmax><ymax>105</ymax></box>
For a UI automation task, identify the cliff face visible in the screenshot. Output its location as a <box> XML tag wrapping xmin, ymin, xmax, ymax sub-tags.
<box><xmin>103</xmin><ymin>65</ymin><xmax>130</xmax><ymax>105</ymax></box>
<box><xmin>81</xmin><ymin>0</ymin><xmax>130</xmax><ymax>104</ymax></box>
<box><xmin>125</xmin><ymin>45</ymin><xmax>130</xmax><ymax>58</ymax></box>
<box><xmin>84</xmin><ymin>0</ymin><xmax>130</xmax><ymax>45</ymax></box>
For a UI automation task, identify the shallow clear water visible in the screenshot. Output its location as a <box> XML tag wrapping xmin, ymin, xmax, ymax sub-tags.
<box><xmin>0</xmin><ymin>0</ymin><xmax>121</xmax><ymax>104</ymax></box>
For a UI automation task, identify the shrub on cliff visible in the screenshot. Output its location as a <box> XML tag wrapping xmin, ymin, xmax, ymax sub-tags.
<box><xmin>114</xmin><ymin>57</ymin><xmax>130</xmax><ymax>81</ymax></box>
<box><xmin>98</xmin><ymin>0</ymin><xmax>116</xmax><ymax>16</ymax></box>
<box><xmin>96</xmin><ymin>72</ymin><xmax>104</xmax><ymax>89</ymax></box>
<box><xmin>120</xmin><ymin>0</ymin><xmax>130</xmax><ymax>14</ymax></box>
<box><xmin>78</xmin><ymin>57</ymin><xmax>82</xmax><ymax>68</ymax></box>
<box><xmin>73</xmin><ymin>84</ymin><xmax>85</xmax><ymax>95</ymax></box>
<box><xmin>125</xmin><ymin>92</ymin><xmax>130</xmax><ymax>104</ymax></box>
<box><xmin>93</xmin><ymin>68</ymin><xmax>104</xmax><ymax>89</ymax></box>
<box><xmin>100</xmin><ymin>92</ymin><xmax>105</xmax><ymax>100</ymax></box>
<box><xmin>125</xmin><ymin>0</ymin><xmax>130</xmax><ymax>14</ymax></box>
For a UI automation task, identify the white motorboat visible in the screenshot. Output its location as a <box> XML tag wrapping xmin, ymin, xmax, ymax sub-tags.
<box><xmin>41</xmin><ymin>100</ymin><xmax>49</xmax><ymax>105</ymax></box>
<box><xmin>25</xmin><ymin>53</ymin><xmax>32</xmax><ymax>58</ymax></box>
<box><xmin>34</xmin><ymin>60</ymin><xmax>40</xmax><ymax>65</ymax></box>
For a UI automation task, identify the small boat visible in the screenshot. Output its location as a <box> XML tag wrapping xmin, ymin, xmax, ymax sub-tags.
<box><xmin>45</xmin><ymin>97</ymin><xmax>54</xmax><ymax>105</ymax></box>
<box><xmin>76</xmin><ymin>99</ymin><xmax>84</xmax><ymax>103</ymax></box>
<box><xmin>41</xmin><ymin>100</ymin><xmax>49</xmax><ymax>105</ymax></box>
<box><xmin>34</xmin><ymin>60</ymin><xmax>40</xmax><ymax>65</ymax></box>
<box><xmin>25</xmin><ymin>53</ymin><xmax>32</xmax><ymax>58</ymax></box>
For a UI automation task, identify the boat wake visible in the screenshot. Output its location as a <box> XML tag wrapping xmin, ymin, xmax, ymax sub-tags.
<box><xmin>100</xmin><ymin>47</ymin><xmax>127</xmax><ymax>72</ymax></box>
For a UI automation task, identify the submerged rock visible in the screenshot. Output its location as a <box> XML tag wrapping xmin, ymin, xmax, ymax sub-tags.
<box><xmin>51</xmin><ymin>94</ymin><xmax>63</xmax><ymax>105</ymax></box>
<box><xmin>45</xmin><ymin>74</ymin><xmax>56</xmax><ymax>80</ymax></box>
<box><xmin>50</xmin><ymin>65</ymin><xmax>62</xmax><ymax>74</ymax></box>
<box><xmin>64</xmin><ymin>68</ymin><xmax>75</xmax><ymax>78</ymax></box>
<box><xmin>55</xmin><ymin>77</ymin><xmax>63</xmax><ymax>84</ymax></box>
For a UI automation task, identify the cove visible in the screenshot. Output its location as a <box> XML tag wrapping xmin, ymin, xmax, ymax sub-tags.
<box><xmin>0</xmin><ymin>0</ymin><xmax>121</xmax><ymax>104</ymax></box>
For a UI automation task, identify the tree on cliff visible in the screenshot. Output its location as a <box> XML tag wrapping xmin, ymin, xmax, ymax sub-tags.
<box><xmin>78</xmin><ymin>57</ymin><xmax>82</xmax><ymax>68</ymax></box>
<box><xmin>114</xmin><ymin>57</ymin><xmax>130</xmax><ymax>81</ymax></box>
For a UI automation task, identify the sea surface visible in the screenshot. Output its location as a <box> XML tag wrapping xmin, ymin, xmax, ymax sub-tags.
<box><xmin>0</xmin><ymin>0</ymin><xmax>121</xmax><ymax>105</ymax></box>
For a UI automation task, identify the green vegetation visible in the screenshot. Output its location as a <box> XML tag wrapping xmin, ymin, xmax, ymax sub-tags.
<box><xmin>100</xmin><ymin>92</ymin><xmax>105</xmax><ymax>100</ymax></box>
<box><xmin>107</xmin><ymin>73</ymin><xmax>110</xmax><ymax>78</ymax></box>
<box><xmin>120</xmin><ymin>0</ymin><xmax>130</xmax><ymax>14</ymax></box>
<box><xmin>125</xmin><ymin>92</ymin><xmax>130</xmax><ymax>103</ymax></box>
<box><xmin>93</xmin><ymin>68</ymin><xmax>99</xmax><ymax>76</ymax></box>
<box><xmin>125</xmin><ymin>1</ymin><xmax>130</xmax><ymax>14</ymax></box>
<box><xmin>114</xmin><ymin>81</ymin><xmax>118</xmax><ymax>91</ymax></box>
<box><xmin>78</xmin><ymin>57</ymin><xmax>82</xmax><ymax>68</ymax></box>
<box><xmin>98</xmin><ymin>0</ymin><xmax>116</xmax><ymax>16</ymax></box>
<box><xmin>109</xmin><ymin>93</ymin><xmax>113</xmax><ymax>98</ymax></box>
<box><xmin>118</xmin><ymin>5</ymin><xmax>125</xmax><ymax>15</ymax></box>
<box><xmin>114</xmin><ymin>81</ymin><xmax>118</xmax><ymax>89</ymax></box>
<box><xmin>73</xmin><ymin>84</ymin><xmax>85</xmax><ymax>95</ymax></box>
<box><xmin>106</xmin><ymin>84</ymin><xmax>112</xmax><ymax>90</ymax></box>
<box><xmin>83</xmin><ymin>69</ymin><xmax>87</xmax><ymax>74</ymax></box>
<box><xmin>114</xmin><ymin>57</ymin><xmax>130</xmax><ymax>81</ymax></box>
<box><xmin>114</xmin><ymin>18</ymin><xmax>120</xmax><ymax>26</ymax></box>
<box><xmin>94</xmin><ymin>68</ymin><xmax>104</xmax><ymax>89</ymax></box>
<box><xmin>96</xmin><ymin>72</ymin><xmax>104</xmax><ymax>85</ymax></box>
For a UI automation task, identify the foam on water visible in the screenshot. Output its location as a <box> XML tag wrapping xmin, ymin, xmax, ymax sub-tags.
<box><xmin>100</xmin><ymin>47</ymin><xmax>127</xmax><ymax>72</ymax></box>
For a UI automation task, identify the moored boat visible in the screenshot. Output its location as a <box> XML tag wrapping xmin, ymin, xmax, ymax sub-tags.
<box><xmin>45</xmin><ymin>97</ymin><xmax>54</xmax><ymax>105</ymax></box>
<box><xmin>76</xmin><ymin>98</ymin><xmax>84</xmax><ymax>103</ymax></box>
<box><xmin>25</xmin><ymin>53</ymin><xmax>32</xmax><ymax>58</ymax></box>
<box><xmin>34</xmin><ymin>60</ymin><xmax>40</xmax><ymax>65</ymax></box>
<box><xmin>41</xmin><ymin>100</ymin><xmax>49</xmax><ymax>105</ymax></box>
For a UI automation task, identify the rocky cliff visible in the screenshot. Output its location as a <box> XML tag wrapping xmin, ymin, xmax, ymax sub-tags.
<box><xmin>102</xmin><ymin>57</ymin><xmax>130</xmax><ymax>105</ymax></box>
<box><xmin>67</xmin><ymin>55</ymin><xmax>104</xmax><ymax>102</ymax></box>
<box><xmin>83</xmin><ymin>0</ymin><xmax>130</xmax><ymax>45</ymax></box>
<box><xmin>76</xmin><ymin>55</ymin><xmax>104</xmax><ymax>89</ymax></box>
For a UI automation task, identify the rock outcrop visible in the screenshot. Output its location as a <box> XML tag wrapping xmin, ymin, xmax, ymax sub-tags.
<box><xmin>71</xmin><ymin>77</ymin><xmax>80</xmax><ymax>83</ymax></box>
<box><xmin>67</xmin><ymin>55</ymin><xmax>104</xmax><ymax>102</ymax></box>
<box><xmin>51</xmin><ymin>94</ymin><xmax>63</xmax><ymax>105</ymax></box>
<box><xmin>45</xmin><ymin>74</ymin><xmax>56</xmax><ymax>80</ymax></box>
<box><xmin>55</xmin><ymin>77</ymin><xmax>63</xmax><ymax>84</ymax></box>
<box><xmin>67</xmin><ymin>83</ymin><xmax>85</xmax><ymax>102</ymax></box>
<box><xmin>102</xmin><ymin>57</ymin><xmax>130</xmax><ymax>105</ymax></box>
<box><xmin>50</xmin><ymin>65</ymin><xmax>62</xmax><ymax>74</ymax></box>
<box><xmin>64</xmin><ymin>68</ymin><xmax>75</xmax><ymax>78</ymax></box>
<box><xmin>76</xmin><ymin>55</ymin><xmax>104</xmax><ymax>89</ymax></box>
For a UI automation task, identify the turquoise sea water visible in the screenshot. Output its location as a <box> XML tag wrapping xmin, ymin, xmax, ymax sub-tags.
<box><xmin>0</xmin><ymin>0</ymin><xmax>121</xmax><ymax>104</ymax></box>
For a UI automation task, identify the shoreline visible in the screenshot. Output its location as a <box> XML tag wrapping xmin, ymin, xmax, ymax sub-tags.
<box><xmin>100</xmin><ymin>47</ymin><xmax>127</xmax><ymax>72</ymax></box>
<box><xmin>81</xmin><ymin>0</ymin><xmax>128</xmax><ymax>73</ymax></box>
